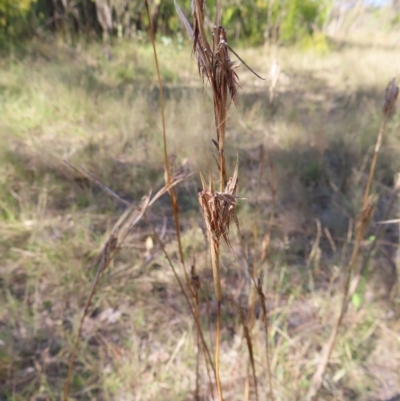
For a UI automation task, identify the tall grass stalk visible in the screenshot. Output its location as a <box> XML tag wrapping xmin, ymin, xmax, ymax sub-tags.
<box><xmin>248</xmin><ymin>145</ymin><xmax>266</xmax><ymax>328</ymax></box>
<box><xmin>306</xmin><ymin>78</ymin><xmax>399</xmax><ymax>400</ymax></box>
<box><xmin>229</xmin><ymin>296</ymin><xmax>259</xmax><ymax>401</ymax></box>
<box><xmin>257</xmin><ymin>279</ymin><xmax>275</xmax><ymax>401</ymax></box>
<box><xmin>145</xmin><ymin>215</ymin><xmax>216</xmax><ymax>382</ymax></box>
<box><xmin>144</xmin><ymin>0</ymin><xmax>217</xmax><ymax>395</ymax></box>
<box><xmin>144</xmin><ymin>0</ymin><xmax>188</xmax><ymax>277</ymax></box>
<box><xmin>175</xmin><ymin>0</ymin><xmax>265</xmax><ymax>398</ymax></box>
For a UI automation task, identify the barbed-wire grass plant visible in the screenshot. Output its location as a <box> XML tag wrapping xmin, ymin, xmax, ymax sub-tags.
<box><xmin>173</xmin><ymin>1</ymin><xmax>274</xmax><ymax>400</ymax></box>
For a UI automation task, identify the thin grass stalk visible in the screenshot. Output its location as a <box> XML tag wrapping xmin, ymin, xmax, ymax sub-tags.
<box><xmin>362</xmin><ymin>117</ymin><xmax>388</xmax><ymax>207</ymax></box>
<box><xmin>211</xmin><ymin>239</ymin><xmax>223</xmax><ymax>302</ymax></box>
<box><xmin>175</xmin><ymin>3</ymin><xmax>265</xmax><ymax>399</ymax></box>
<box><xmin>190</xmin><ymin>264</ymin><xmax>202</xmax><ymax>401</ymax></box>
<box><xmin>62</xmin><ymin>191</ymin><xmax>155</xmax><ymax>400</ymax></box>
<box><xmin>62</xmin><ymin>185</ymin><xmax>151</xmax><ymax>399</ymax></box>
<box><xmin>230</xmin><ymin>208</ymin><xmax>274</xmax><ymax>400</ymax></box>
<box><xmin>305</xmin><ymin>148</ymin><xmax>378</xmax><ymax>401</ymax></box>
<box><xmin>216</xmin><ymin>300</ymin><xmax>223</xmax><ymax>401</ymax></box>
<box><xmin>144</xmin><ymin>0</ymin><xmax>189</xmax><ymax>281</ymax></box>
<box><xmin>208</xmin><ymin>219</ymin><xmax>223</xmax><ymax>399</ymax></box>
<box><xmin>261</xmin><ymin>152</ymin><xmax>277</xmax><ymax>277</ymax></box>
<box><xmin>249</xmin><ymin>145</ymin><xmax>266</xmax><ymax>328</ymax></box>
<box><xmin>306</xmin><ymin>78</ymin><xmax>398</xmax><ymax>400</ymax></box>
<box><xmin>195</xmin><ymin>328</ymin><xmax>201</xmax><ymax>401</ymax></box>
<box><xmin>229</xmin><ymin>297</ymin><xmax>259</xmax><ymax>401</ymax></box>
<box><xmin>145</xmin><ymin>214</ymin><xmax>217</xmax><ymax>384</ymax></box>
<box><xmin>211</xmin><ymin>26</ymin><xmax>228</xmax><ymax>401</ymax></box>
<box><xmin>213</xmin><ymin>83</ymin><xmax>228</xmax><ymax>192</ymax></box>
<box><xmin>62</xmin><ymin>234</ymin><xmax>118</xmax><ymax>401</ymax></box>
<box><xmin>349</xmin><ymin>174</ymin><xmax>400</xmax><ymax>297</ymax></box>
<box><xmin>257</xmin><ymin>279</ymin><xmax>275</xmax><ymax>401</ymax></box>
<box><xmin>199</xmin><ymin>175</ymin><xmax>224</xmax><ymax>400</ymax></box>
<box><xmin>230</xmin><ymin>219</ymin><xmax>265</xmax><ymax>399</ymax></box>
<box><xmin>191</xmin><ymin>263</ymin><xmax>215</xmax><ymax>399</ymax></box>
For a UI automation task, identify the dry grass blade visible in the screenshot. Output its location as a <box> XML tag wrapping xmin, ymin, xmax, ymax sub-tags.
<box><xmin>257</xmin><ymin>279</ymin><xmax>275</xmax><ymax>401</ymax></box>
<box><xmin>215</xmin><ymin>300</ymin><xmax>223</xmax><ymax>401</ymax></box>
<box><xmin>62</xmin><ymin>234</ymin><xmax>118</xmax><ymax>401</ymax></box>
<box><xmin>229</xmin><ymin>297</ymin><xmax>259</xmax><ymax>401</ymax></box>
<box><xmin>249</xmin><ymin>146</ymin><xmax>265</xmax><ymax>328</ymax></box>
<box><xmin>190</xmin><ymin>264</ymin><xmax>202</xmax><ymax>401</ymax></box>
<box><xmin>191</xmin><ymin>260</ymin><xmax>215</xmax><ymax>398</ymax></box>
<box><xmin>349</xmin><ymin>174</ymin><xmax>400</xmax><ymax>297</ymax></box>
<box><xmin>174</xmin><ymin>0</ymin><xmax>194</xmax><ymax>38</ymax></box>
<box><xmin>64</xmin><ymin>160</ymin><xmax>188</xmax><ymax>211</ymax></box>
<box><xmin>145</xmin><ymin>215</ymin><xmax>217</xmax><ymax>388</ymax></box>
<box><xmin>63</xmin><ymin>160</ymin><xmax>133</xmax><ymax>207</ymax></box>
<box><xmin>306</xmin><ymin>78</ymin><xmax>399</xmax><ymax>401</ymax></box>
<box><xmin>227</xmin><ymin>45</ymin><xmax>266</xmax><ymax>81</ymax></box>
<box><xmin>144</xmin><ymin>0</ymin><xmax>188</xmax><ymax>280</ymax></box>
<box><xmin>62</xmin><ymin>193</ymin><xmax>153</xmax><ymax>401</ymax></box>
<box><xmin>61</xmin><ymin>155</ymin><xmax>187</xmax><ymax>400</ymax></box>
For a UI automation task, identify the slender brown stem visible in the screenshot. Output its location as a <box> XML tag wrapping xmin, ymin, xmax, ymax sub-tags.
<box><xmin>249</xmin><ymin>145</ymin><xmax>266</xmax><ymax>328</ymax></box>
<box><xmin>144</xmin><ymin>0</ymin><xmax>189</xmax><ymax>283</ymax></box>
<box><xmin>62</xmin><ymin>235</ymin><xmax>118</xmax><ymax>401</ymax></box>
<box><xmin>349</xmin><ymin>177</ymin><xmax>400</xmax><ymax>297</ymax></box>
<box><xmin>363</xmin><ymin>116</ymin><xmax>388</xmax><ymax>207</ymax></box>
<box><xmin>258</xmin><ymin>151</ymin><xmax>277</xmax><ymax>326</ymax></box>
<box><xmin>210</xmin><ymin>237</ymin><xmax>223</xmax><ymax>400</ymax></box>
<box><xmin>145</xmin><ymin>214</ymin><xmax>217</xmax><ymax>383</ymax></box>
<box><xmin>191</xmin><ymin>261</ymin><xmax>215</xmax><ymax>399</ymax></box>
<box><xmin>229</xmin><ymin>297</ymin><xmax>259</xmax><ymax>401</ymax></box>
<box><xmin>216</xmin><ymin>300</ymin><xmax>223</xmax><ymax>401</ymax></box>
<box><xmin>306</xmin><ymin>113</ymin><xmax>390</xmax><ymax>401</ymax></box>
<box><xmin>194</xmin><ymin>295</ymin><xmax>201</xmax><ymax>401</ymax></box>
<box><xmin>257</xmin><ymin>280</ymin><xmax>275</xmax><ymax>401</ymax></box>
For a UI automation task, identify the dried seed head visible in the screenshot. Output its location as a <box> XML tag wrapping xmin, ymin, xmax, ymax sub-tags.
<box><xmin>198</xmin><ymin>163</ymin><xmax>239</xmax><ymax>247</ymax></box>
<box><xmin>175</xmin><ymin>1</ymin><xmax>264</xmax><ymax>109</ymax></box>
<box><xmin>383</xmin><ymin>78</ymin><xmax>399</xmax><ymax>117</ymax></box>
<box><xmin>357</xmin><ymin>194</ymin><xmax>377</xmax><ymax>232</ymax></box>
<box><xmin>190</xmin><ymin>265</ymin><xmax>201</xmax><ymax>293</ymax></box>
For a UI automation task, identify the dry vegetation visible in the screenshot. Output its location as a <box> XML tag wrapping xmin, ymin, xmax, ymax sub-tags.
<box><xmin>1</xmin><ymin>26</ymin><xmax>400</xmax><ymax>401</ymax></box>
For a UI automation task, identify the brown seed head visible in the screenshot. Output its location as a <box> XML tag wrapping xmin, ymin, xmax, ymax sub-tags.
<box><xmin>383</xmin><ymin>78</ymin><xmax>399</xmax><ymax>117</ymax></box>
<box><xmin>198</xmin><ymin>164</ymin><xmax>239</xmax><ymax>246</ymax></box>
<box><xmin>190</xmin><ymin>265</ymin><xmax>201</xmax><ymax>293</ymax></box>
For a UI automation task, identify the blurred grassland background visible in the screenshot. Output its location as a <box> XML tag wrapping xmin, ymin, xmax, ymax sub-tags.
<box><xmin>1</xmin><ymin>0</ymin><xmax>400</xmax><ymax>400</ymax></box>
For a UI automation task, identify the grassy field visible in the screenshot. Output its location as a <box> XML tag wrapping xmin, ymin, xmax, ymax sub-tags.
<box><xmin>1</xmin><ymin>32</ymin><xmax>400</xmax><ymax>401</ymax></box>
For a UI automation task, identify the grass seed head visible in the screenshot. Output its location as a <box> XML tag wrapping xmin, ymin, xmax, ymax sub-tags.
<box><xmin>190</xmin><ymin>265</ymin><xmax>201</xmax><ymax>293</ymax></box>
<box><xmin>383</xmin><ymin>78</ymin><xmax>399</xmax><ymax>117</ymax></box>
<box><xmin>198</xmin><ymin>165</ymin><xmax>239</xmax><ymax>247</ymax></box>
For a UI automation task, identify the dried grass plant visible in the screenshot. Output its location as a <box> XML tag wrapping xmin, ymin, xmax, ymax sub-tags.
<box><xmin>306</xmin><ymin>78</ymin><xmax>399</xmax><ymax>400</ymax></box>
<box><xmin>174</xmin><ymin>1</ymin><xmax>270</xmax><ymax>399</ymax></box>
<box><xmin>62</xmin><ymin>166</ymin><xmax>187</xmax><ymax>401</ymax></box>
